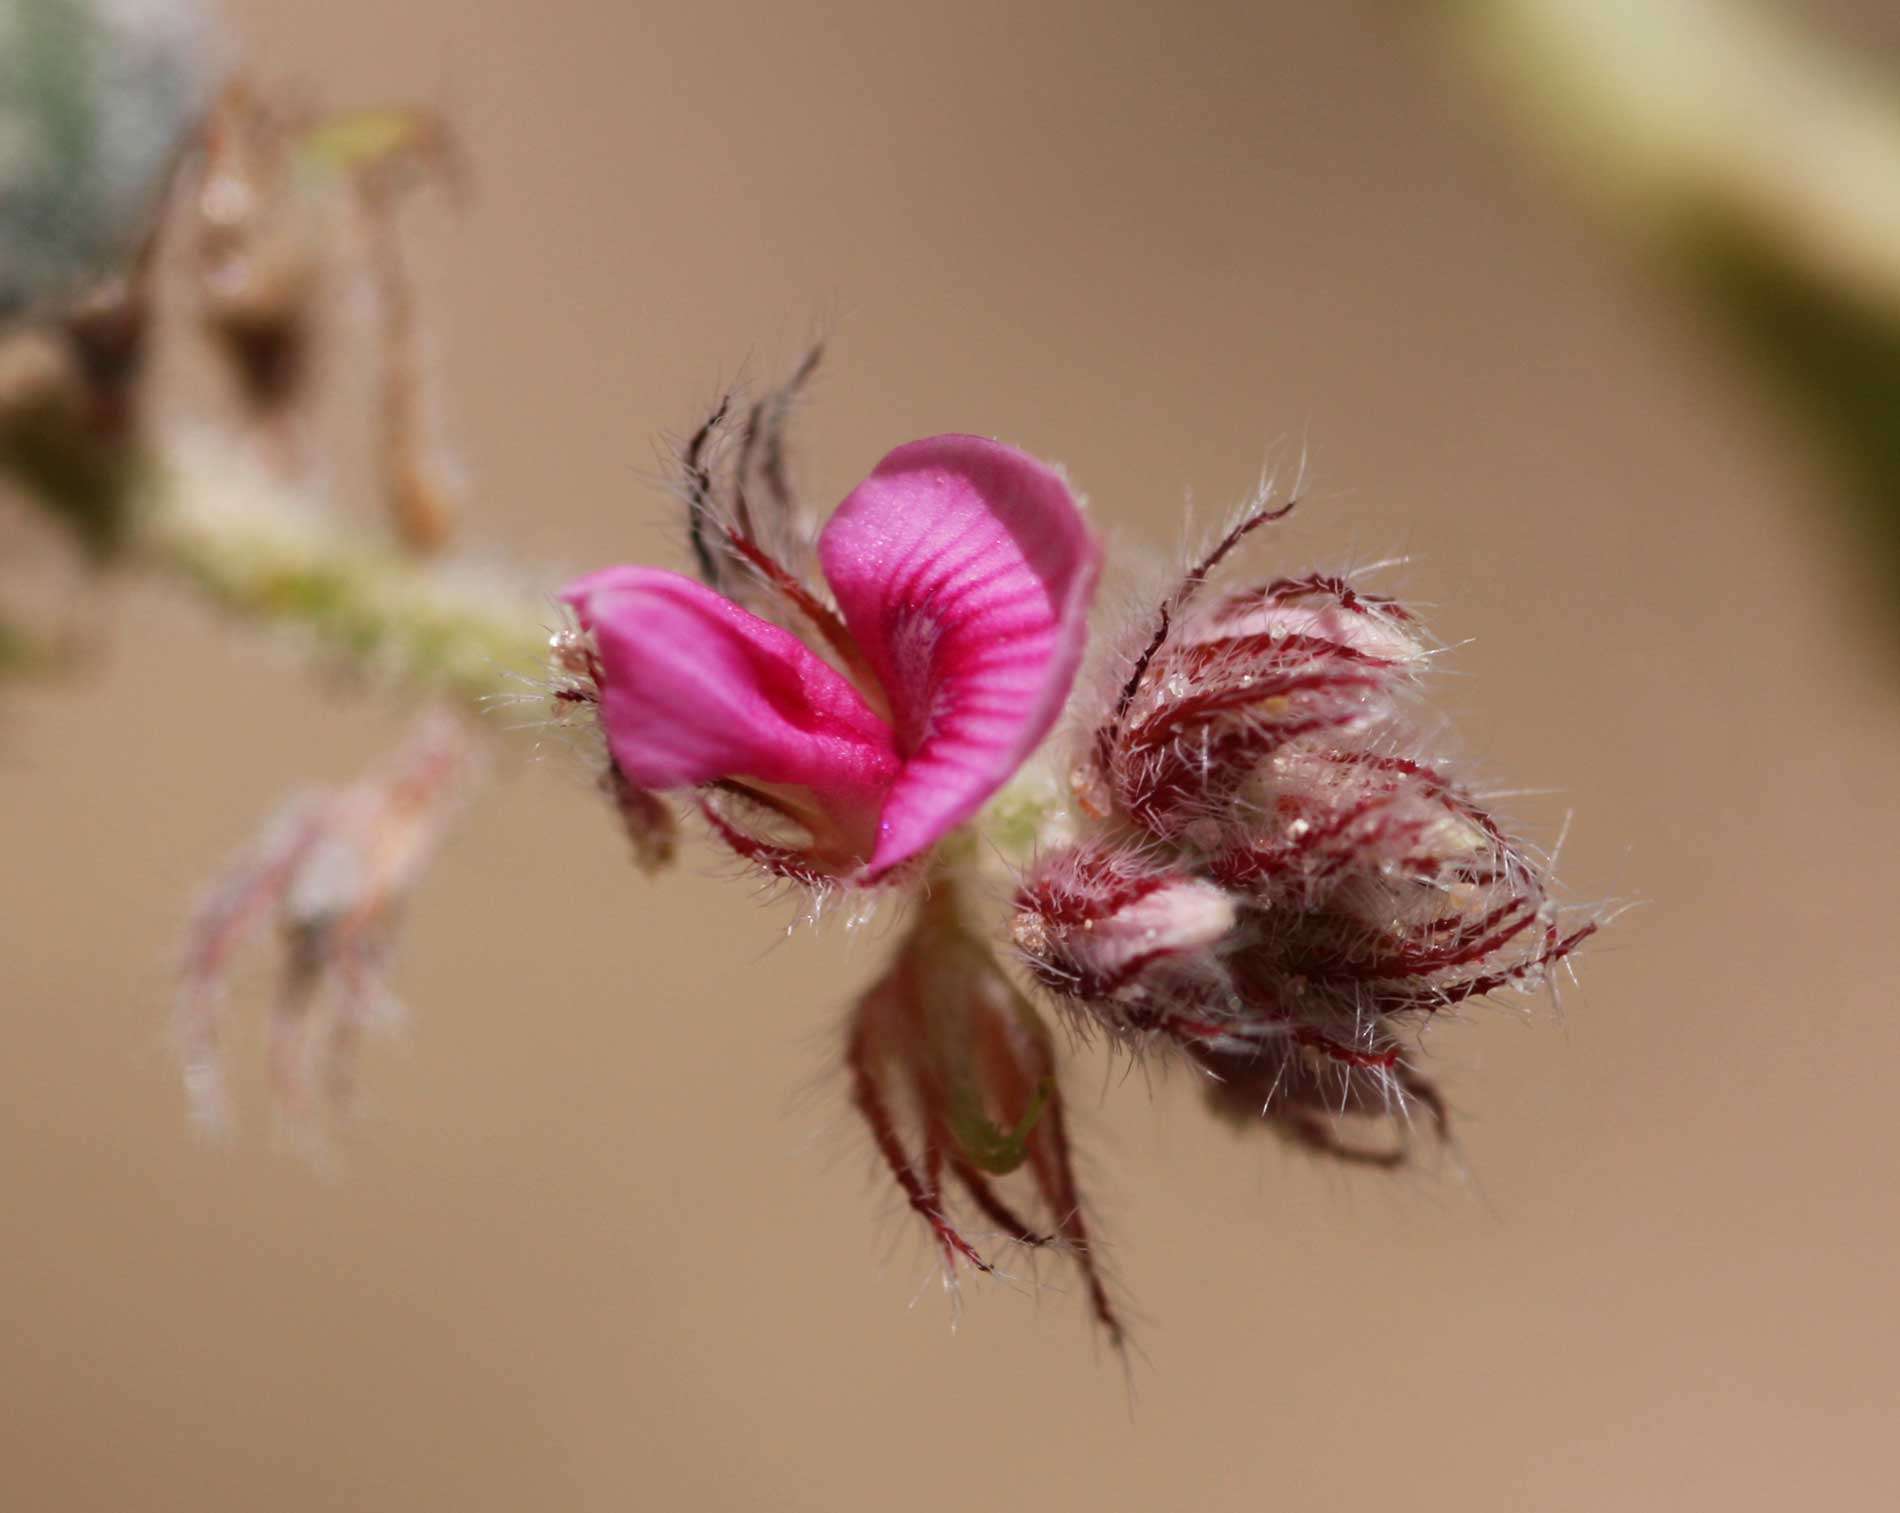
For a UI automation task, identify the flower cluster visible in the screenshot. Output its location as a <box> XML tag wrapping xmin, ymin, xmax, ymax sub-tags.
<box><xmin>7</xmin><ymin>9</ymin><xmax>1600</xmax><ymax>1347</ymax></box>
<box><xmin>554</xmin><ymin>372</ymin><xmax>1595</xmax><ymax>1338</ymax></box>
<box><xmin>1016</xmin><ymin>524</ymin><xmax>1596</xmax><ymax>1164</ymax></box>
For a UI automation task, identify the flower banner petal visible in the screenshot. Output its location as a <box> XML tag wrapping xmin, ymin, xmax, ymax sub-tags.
<box><xmin>819</xmin><ymin>436</ymin><xmax>1100</xmax><ymax>875</ymax></box>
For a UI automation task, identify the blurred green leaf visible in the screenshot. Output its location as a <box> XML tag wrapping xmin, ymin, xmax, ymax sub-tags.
<box><xmin>1448</xmin><ymin>0</ymin><xmax>1900</xmax><ymax>635</ymax></box>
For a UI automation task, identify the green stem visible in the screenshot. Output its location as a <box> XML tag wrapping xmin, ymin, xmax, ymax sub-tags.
<box><xmin>1450</xmin><ymin>0</ymin><xmax>1900</xmax><ymax>313</ymax></box>
<box><xmin>134</xmin><ymin>434</ymin><xmax>552</xmax><ymax>709</ymax></box>
<box><xmin>1448</xmin><ymin>0</ymin><xmax>1900</xmax><ymax>630</ymax></box>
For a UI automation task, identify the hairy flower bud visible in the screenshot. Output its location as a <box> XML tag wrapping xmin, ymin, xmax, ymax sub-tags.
<box><xmin>1187</xmin><ymin>1033</ymin><xmax>1449</xmax><ymax>1166</ymax></box>
<box><xmin>1097</xmin><ymin>571</ymin><xmax>1427</xmax><ymax>844</ymax></box>
<box><xmin>1012</xmin><ymin>846</ymin><xmax>1238</xmax><ymax>1024</ymax></box>
<box><xmin>847</xmin><ymin>895</ymin><xmax>1120</xmax><ymax>1340</ymax></box>
<box><xmin>1030</xmin><ymin>498</ymin><xmax>1600</xmax><ymax>1165</ymax></box>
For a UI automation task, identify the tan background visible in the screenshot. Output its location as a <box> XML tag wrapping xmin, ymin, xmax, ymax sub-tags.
<box><xmin>6</xmin><ymin>1</ymin><xmax>1900</xmax><ymax>1508</ymax></box>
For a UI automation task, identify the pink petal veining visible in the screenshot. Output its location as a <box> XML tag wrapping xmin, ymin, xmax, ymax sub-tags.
<box><xmin>817</xmin><ymin>436</ymin><xmax>1100</xmax><ymax>876</ymax></box>
<box><xmin>562</xmin><ymin>567</ymin><xmax>898</xmax><ymax>805</ymax></box>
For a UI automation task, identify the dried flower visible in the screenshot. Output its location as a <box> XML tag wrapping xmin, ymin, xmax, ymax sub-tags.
<box><xmin>176</xmin><ymin>710</ymin><xmax>478</xmax><ymax>1138</ymax></box>
<box><xmin>1010</xmin><ymin>846</ymin><xmax>1239</xmax><ymax>1007</ymax></box>
<box><xmin>190</xmin><ymin>84</ymin><xmax>464</xmax><ymax>549</ymax></box>
<box><xmin>190</xmin><ymin>80</ymin><xmax>321</xmax><ymax>416</ymax></box>
<box><xmin>0</xmin><ymin>0</ymin><xmax>221</xmax><ymax>551</ymax></box>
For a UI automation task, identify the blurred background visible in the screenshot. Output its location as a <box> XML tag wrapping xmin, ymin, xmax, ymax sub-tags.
<box><xmin>4</xmin><ymin>1</ymin><xmax>1899</xmax><ymax>1508</ymax></box>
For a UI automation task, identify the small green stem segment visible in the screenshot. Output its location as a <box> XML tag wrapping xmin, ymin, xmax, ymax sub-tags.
<box><xmin>134</xmin><ymin>433</ymin><xmax>552</xmax><ymax>709</ymax></box>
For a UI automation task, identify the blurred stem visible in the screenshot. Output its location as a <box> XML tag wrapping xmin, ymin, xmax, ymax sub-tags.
<box><xmin>1446</xmin><ymin>0</ymin><xmax>1900</xmax><ymax>620</ymax></box>
<box><xmin>133</xmin><ymin>436</ymin><xmax>550</xmax><ymax>709</ymax></box>
<box><xmin>0</xmin><ymin>619</ymin><xmax>44</xmax><ymax>674</ymax></box>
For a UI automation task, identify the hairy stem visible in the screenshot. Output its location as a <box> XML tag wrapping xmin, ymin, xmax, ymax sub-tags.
<box><xmin>132</xmin><ymin>432</ymin><xmax>551</xmax><ymax>709</ymax></box>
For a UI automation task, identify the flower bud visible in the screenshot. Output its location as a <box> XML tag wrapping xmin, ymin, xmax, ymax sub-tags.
<box><xmin>1013</xmin><ymin>846</ymin><xmax>1239</xmax><ymax>1027</ymax></box>
<box><xmin>1031</xmin><ymin>739</ymin><xmax>1594</xmax><ymax>1158</ymax></box>
<box><xmin>1097</xmin><ymin>578</ymin><xmax>1422</xmax><ymax>841</ymax></box>
<box><xmin>1208</xmin><ymin>747</ymin><xmax>1507</xmax><ymax>904</ymax></box>
<box><xmin>847</xmin><ymin>900</ymin><xmax>1120</xmax><ymax>1340</ymax></box>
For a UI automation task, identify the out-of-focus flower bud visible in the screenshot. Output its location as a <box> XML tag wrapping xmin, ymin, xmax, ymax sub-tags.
<box><xmin>0</xmin><ymin>0</ymin><xmax>220</xmax><ymax>321</ymax></box>
<box><xmin>190</xmin><ymin>81</ymin><xmax>321</xmax><ymax>416</ymax></box>
<box><xmin>186</xmin><ymin>86</ymin><xmax>469</xmax><ymax>540</ymax></box>
<box><xmin>335</xmin><ymin>108</ymin><xmax>465</xmax><ymax>554</ymax></box>
<box><xmin>847</xmin><ymin>897</ymin><xmax>1120</xmax><ymax>1340</ymax></box>
<box><xmin>0</xmin><ymin>322</ymin><xmax>138</xmax><ymax>551</ymax></box>
<box><xmin>176</xmin><ymin>710</ymin><xmax>478</xmax><ymax>1141</ymax></box>
<box><xmin>2</xmin><ymin>1</ymin><xmax>217</xmax><ymax>544</ymax></box>
<box><xmin>1040</xmin><ymin>513</ymin><xmax>1601</xmax><ymax>1168</ymax></box>
<box><xmin>1188</xmin><ymin>1033</ymin><xmax>1448</xmax><ymax>1168</ymax></box>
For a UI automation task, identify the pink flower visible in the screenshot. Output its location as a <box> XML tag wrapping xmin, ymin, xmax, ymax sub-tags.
<box><xmin>561</xmin><ymin>434</ymin><xmax>1099</xmax><ymax>883</ymax></box>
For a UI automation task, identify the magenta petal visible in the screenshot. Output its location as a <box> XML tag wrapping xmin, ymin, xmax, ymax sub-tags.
<box><xmin>561</xmin><ymin>567</ymin><xmax>898</xmax><ymax>804</ymax></box>
<box><xmin>819</xmin><ymin>436</ymin><xmax>1101</xmax><ymax>875</ymax></box>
